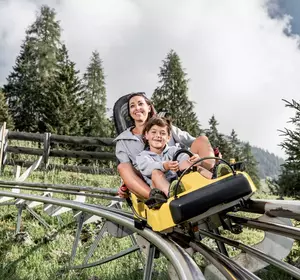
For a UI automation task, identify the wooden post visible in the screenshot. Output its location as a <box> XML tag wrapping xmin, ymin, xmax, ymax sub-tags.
<box><xmin>2</xmin><ymin>127</ymin><xmax>8</xmax><ymax>167</ymax></box>
<box><xmin>12</xmin><ymin>165</ymin><xmax>21</xmax><ymax>194</ymax></box>
<box><xmin>43</xmin><ymin>132</ymin><xmax>51</xmax><ymax>168</ymax></box>
<box><xmin>14</xmin><ymin>165</ymin><xmax>21</xmax><ymax>179</ymax></box>
<box><xmin>0</xmin><ymin>122</ymin><xmax>7</xmax><ymax>174</ymax></box>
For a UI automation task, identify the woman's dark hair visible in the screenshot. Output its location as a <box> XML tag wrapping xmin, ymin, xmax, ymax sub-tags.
<box><xmin>127</xmin><ymin>92</ymin><xmax>156</xmax><ymax>124</ymax></box>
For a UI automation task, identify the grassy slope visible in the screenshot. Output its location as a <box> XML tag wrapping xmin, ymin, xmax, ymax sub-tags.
<box><xmin>0</xmin><ymin>167</ymin><xmax>298</xmax><ymax>280</ymax></box>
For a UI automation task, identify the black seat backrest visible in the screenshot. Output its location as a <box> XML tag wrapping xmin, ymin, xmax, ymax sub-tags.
<box><xmin>113</xmin><ymin>94</ymin><xmax>134</xmax><ymax>135</ymax></box>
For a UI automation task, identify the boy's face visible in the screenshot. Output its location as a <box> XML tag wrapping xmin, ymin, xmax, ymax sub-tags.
<box><xmin>145</xmin><ymin>125</ymin><xmax>171</xmax><ymax>151</ymax></box>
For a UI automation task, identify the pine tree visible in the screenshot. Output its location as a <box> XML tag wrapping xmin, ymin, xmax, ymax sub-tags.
<box><xmin>277</xmin><ymin>99</ymin><xmax>300</xmax><ymax>196</ymax></box>
<box><xmin>241</xmin><ymin>142</ymin><xmax>261</xmax><ymax>188</ymax></box>
<box><xmin>229</xmin><ymin>129</ymin><xmax>242</xmax><ymax>161</ymax></box>
<box><xmin>81</xmin><ymin>51</ymin><xmax>111</xmax><ymax>137</ymax></box>
<box><xmin>151</xmin><ymin>49</ymin><xmax>201</xmax><ymax>136</ymax></box>
<box><xmin>4</xmin><ymin>5</ymin><xmax>61</xmax><ymax>133</ymax></box>
<box><xmin>50</xmin><ymin>44</ymin><xmax>83</xmax><ymax>135</ymax></box>
<box><xmin>206</xmin><ymin>115</ymin><xmax>232</xmax><ymax>160</ymax></box>
<box><xmin>207</xmin><ymin>115</ymin><xmax>219</xmax><ymax>147</ymax></box>
<box><xmin>4</xmin><ymin>40</ymin><xmax>38</xmax><ymax>131</ymax></box>
<box><xmin>0</xmin><ymin>88</ymin><xmax>14</xmax><ymax>129</ymax></box>
<box><xmin>218</xmin><ymin>134</ymin><xmax>232</xmax><ymax>160</ymax></box>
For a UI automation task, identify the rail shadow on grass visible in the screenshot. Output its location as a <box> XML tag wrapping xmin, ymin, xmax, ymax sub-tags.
<box><xmin>0</xmin><ymin>220</ymin><xmax>77</xmax><ymax>280</ymax></box>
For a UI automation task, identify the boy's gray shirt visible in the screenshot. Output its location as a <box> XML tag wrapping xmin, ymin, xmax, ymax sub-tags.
<box><xmin>136</xmin><ymin>145</ymin><xmax>190</xmax><ymax>185</ymax></box>
<box><xmin>113</xmin><ymin>125</ymin><xmax>196</xmax><ymax>167</ymax></box>
<box><xmin>136</xmin><ymin>145</ymin><xmax>189</xmax><ymax>176</ymax></box>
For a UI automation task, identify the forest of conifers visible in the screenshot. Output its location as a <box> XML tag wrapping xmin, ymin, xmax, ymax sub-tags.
<box><xmin>0</xmin><ymin>5</ymin><xmax>299</xmax><ymax>195</ymax></box>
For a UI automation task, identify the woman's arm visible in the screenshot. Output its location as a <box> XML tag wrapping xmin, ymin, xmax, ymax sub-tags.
<box><xmin>117</xmin><ymin>162</ymin><xmax>151</xmax><ymax>199</ymax></box>
<box><xmin>171</xmin><ymin>127</ymin><xmax>215</xmax><ymax>170</ymax></box>
<box><xmin>171</xmin><ymin>125</ymin><xmax>196</xmax><ymax>147</ymax></box>
<box><xmin>115</xmin><ymin>141</ymin><xmax>131</xmax><ymax>164</ymax></box>
<box><xmin>116</xmin><ymin>141</ymin><xmax>151</xmax><ymax>199</ymax></box>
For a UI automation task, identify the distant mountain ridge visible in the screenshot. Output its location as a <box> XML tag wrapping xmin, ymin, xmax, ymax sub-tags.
<box><xmin>202</xmin><ymin>130</ymin><xmax>284</xmax><ymax>180</ymax></box>
<box><xmin>218</xmin><ymin>132</ymin><xmax>284</xmax><ymax>179</ymax></box>
<box><xmin>251</xmin><ymin>146</ymin><xmax>284</xmax><ymax>179</ymax></box>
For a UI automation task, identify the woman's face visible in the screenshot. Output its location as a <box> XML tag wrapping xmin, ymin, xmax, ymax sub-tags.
<box><xmin>129</xmin><ymin>95</ymin><xmax>151</xmax><ymax>124</ymax></box>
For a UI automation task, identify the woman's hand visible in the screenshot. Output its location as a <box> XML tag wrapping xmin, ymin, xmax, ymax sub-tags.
<box><xmin>118</xmin><ymin>184</ymin><xmax>130</xmax><ymax>198</ymax></box>
<box><xmin>163</xmin><ymin>161</ymin><xmax>179</xmax><ymax>172</ymax></box>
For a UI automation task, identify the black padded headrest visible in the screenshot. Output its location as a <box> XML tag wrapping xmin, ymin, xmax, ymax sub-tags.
<box><xmin>113</xmin><ymin>94</ymin><xmax>134</xmax><ymax>135</ymax></box>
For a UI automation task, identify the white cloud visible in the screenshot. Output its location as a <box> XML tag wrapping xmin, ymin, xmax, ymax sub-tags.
<box><xmin>1</xmin><ymin>0</ymin><xmax>299</xmax><ymax>158</ymax></box>
<box><xmin>55</xmin><ymin>0</ymin><xmax>140</xmax><ymax>68</ymax></box>
<box><xmin>0</xmin><ymin>0</ymin><xmax>36</xmax><ymax>71</ymax></box>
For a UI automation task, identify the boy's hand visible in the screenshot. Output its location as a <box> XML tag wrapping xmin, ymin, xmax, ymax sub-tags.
<box><xmin>189</xmin><ymin>154</ymin><xmax>201</xmax><ymax>166</ymax></box>
<box><xmin>189</xmin><ymin>154</ymin><xmax>200</xmax><ymax>163</ymax></box>
<box><xmin>163</xmin><ymin>161</ymin><xmax>179</xmax><ymax>172</ymax></box>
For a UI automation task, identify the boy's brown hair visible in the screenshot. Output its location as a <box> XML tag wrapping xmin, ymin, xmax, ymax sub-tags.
<box><xmin>143</xmin><ymin>116</ymin><xmax>172</xmax><ymax>136</ymax></box>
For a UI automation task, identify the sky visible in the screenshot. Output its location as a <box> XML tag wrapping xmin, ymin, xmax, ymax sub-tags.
<box><xmin>0</xmin><ymin>0</ymin><xmax>300</xmax><ymax>158</ymax></box>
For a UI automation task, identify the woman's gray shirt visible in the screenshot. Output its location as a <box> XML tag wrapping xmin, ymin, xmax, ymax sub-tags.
<box><xmin>113</xmin><ymin>125</ymin><xmax>196</xmax><ymax>168</ymax></box>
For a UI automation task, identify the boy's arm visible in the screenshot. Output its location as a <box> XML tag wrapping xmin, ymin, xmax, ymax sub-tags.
<box><xmin>167</xmin><ymin>146</ymin><xmax>192</xmax><ymax>171</ymax></box>
<box><xmin>168</xmin><ymin>146</ymin><xmax>190</xmax><ymax>162</ymax></box>
<box><xmin>179</xmin><ymin>154</ymin><xmax>203</xmax><ymax>171</ymax></box>
<box><xmin>136</xmin><ymin>154</ymin><xmax>165</xmax><ymax>177</ymax></box>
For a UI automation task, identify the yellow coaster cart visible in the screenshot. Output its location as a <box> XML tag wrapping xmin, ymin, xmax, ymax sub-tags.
<box><xmin>126</xmin><ymin>149</ymin><xmax>257</xmax><ymax>235</ymax></box>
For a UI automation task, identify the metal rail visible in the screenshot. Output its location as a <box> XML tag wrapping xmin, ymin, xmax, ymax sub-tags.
<box><xmin>189</xmin><ymin>241</ymin><xmax>238</xmax><ymax>280</ymax></box>
<box><xmin>0</xmin><ymin>179</ymin><xmax>118</xmax><ymax>195</ymax></box>
<box><xmin>0</xmin><ymin>190</ymin><xmax>204</xmax><ymax>280</ymax></box>
<box><xmin>5</xmin><ymin>160</ymin><xmax>117</xmax><ymax>174</ymax></box>
<box><xmin>198</xmin><ymin>229</ymin><xmax>300</xmax><ymax>279</ymax></box>
<box><xmin>244</xmin><ymin>198</ymin><xmax>300</xmax><ymax>220</ymax></box>
<box><xmin>170</xmin><ymin>232</ymin><xmax>260</xmax><ymax>280</ymax></box>
<box><xmin>228</xmin><ymin>214</ymin><xmax>300</xmax><ymax>240</ymax></box>
<box><xmin>0</xmin><ymin>185</ymin><xmax>122</xmax><ymax>201</ymax></box>
<box><xmin>1</xmin><ymin>187</ymin><xmax>299</xmax><ymax>279</ymax></box>
<box><xmin>194</xmin><ymin>241</ymin><xmax>260</xmax><ymax>280</ymax></box>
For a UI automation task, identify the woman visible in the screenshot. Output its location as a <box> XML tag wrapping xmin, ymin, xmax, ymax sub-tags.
<box><xmin>114</xmin><ymin>92</ymin><xmax>216</xmax><ymax>199</ymax></box>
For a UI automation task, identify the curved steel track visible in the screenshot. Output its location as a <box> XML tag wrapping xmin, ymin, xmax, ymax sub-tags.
<box><xmin>0</xmin><ymin>190</ymin><xmax>204</xmax><ymax>280</ymax></box>
<box><xmin>0</xmin><ymin>187</ymin><xmax>299</xmax><ymax>280</ymax></box>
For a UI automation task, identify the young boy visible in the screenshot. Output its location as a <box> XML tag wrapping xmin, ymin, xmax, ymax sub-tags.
<box><xmin>136</xmin><ymin>116</ymin><xmax>201</xmax><ymax>199</ymax></box>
